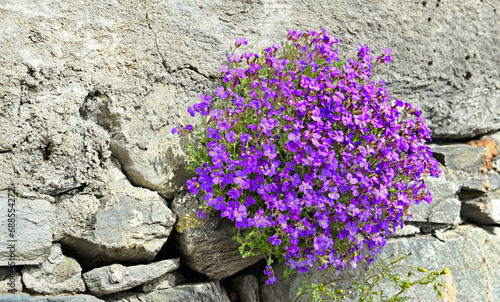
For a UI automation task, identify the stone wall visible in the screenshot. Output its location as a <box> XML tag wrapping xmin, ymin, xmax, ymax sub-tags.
<box><xmin>0</xmin><ymin>0</ymin><xmax>498</xmax><ymax>301</ymax></box>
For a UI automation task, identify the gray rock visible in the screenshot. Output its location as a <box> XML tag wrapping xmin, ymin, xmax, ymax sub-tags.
<box><xmin>141</xmin><ymin>271</ymin><xmax>185</xmax><ymax>293</ymax></box>
<box><xmin>431</xmin><ymin>144</ymin><xmax>485</xmax><ymax>172</ymax></box>
<box><xmin>105</xmin><ymin>281</ymin><xmax>231</xmax><ymax>302</ymax></box>
<box><xmin>58</xmin><ymin>162</ymin><xmax>177</xmax><ymax>268</ymax></box>
<box><xmin>484</xmin><ymin>226</ymin><xmax>500</xmax><ymax>299</ymax></box>
<box><xmin>22</xmin><ymin>243</ymin><xmax>85</xmax><ymax>294</ymax></box>
<box><xmin>260</xmin><ymin>225</ymin><xmax>500</xmax><ymax>302</ymax></box>
<box><xmin>408</xmin><ymin>169</ymin><xmax>461</xmax><ymax>225</ymax></box>
<box><xmin>395</xmin><ymin>224</ymin><xmax>420</xmax><ymax>237</ymax></box>
<box><xmin>486</xmin><ymin>170</ymin><xmax>500</xmax><ymax>191</ymax></box>
<box><xmin>430</xmin><ymin>144</ymin><xmax>490</xmax><ymax>192</ymax></box>
<box><xmin>171</xmin><ymin>192</ymin><xmax>264</xmax><ymax>280</ymax></box>
<box><xmin>461</xmin><ymin>193</ymin><xmax>500</xmax><ymax>224</ymax></box>
<box><xmin>51</xmin><ymin>194</ymin><xmax>100</xmax><ymax>242</ymax></box>
<box><xmin>0</xmin><ymin>192</ymin><xmax>52</xmax><ymax>265</ymax></box>
<box><xmin>0</xmin><ymin>267</ymin><xmax>22</xmax><ymax>293</ymax></box>
<box><xmin>82</xmin><ymin>258</ymin><xmax>180</xmax><ymax>296</ymax></box>
<box><xmin>0</xmin><ymin>293</ymin><xmax>104</xmax><ymax>301</ymax></box>
<box><xmin>229</xmin><ymin>275</ymin><xmax>260</xmax><ymax>302</ymax></box>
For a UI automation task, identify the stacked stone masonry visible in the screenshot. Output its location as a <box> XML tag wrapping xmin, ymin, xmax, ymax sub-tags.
<box><xmin>0</xmin><ymin>0</ymin><xmax>498</xmax><ymax>301</ymax></box>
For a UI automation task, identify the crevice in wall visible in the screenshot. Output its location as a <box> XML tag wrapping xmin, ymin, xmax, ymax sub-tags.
<box><xmin>169</xmin><ymin>64</ymin><xmax>217</xmax><ymax>81</ymax></box>
<box><xmin>143</xmin><ymin>1</ymin><xmax>216</xmax><ymax>81</ymax></box>
<box><xmin>431</xmin><ymin>128</ymin><xmax>500</xmax><ymax>144</ymax></box>
<box><xmin>143</xmin><ymin>1</ymin><xmax>169</xmax><ymax>75</ymax></box>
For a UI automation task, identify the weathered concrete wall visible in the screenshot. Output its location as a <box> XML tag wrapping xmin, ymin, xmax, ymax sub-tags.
<box><xmin>0</xmin><ymin>0</ymin><xmax>498</xmax><ymax>301</ymax></box>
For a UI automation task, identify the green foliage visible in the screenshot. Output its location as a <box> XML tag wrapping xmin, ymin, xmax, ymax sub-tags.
<box><xmin>294</xmin><ymin>251</ymin><xmax>449</xmax><ymax>302</ymax></box>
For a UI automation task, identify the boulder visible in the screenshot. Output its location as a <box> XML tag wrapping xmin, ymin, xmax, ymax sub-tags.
<box><xmin>82</xmin><ymin>258</ymin><xmax>180</xmax><ymax>296</ymax></box>
<box><xmin>104</xmin><ymin>281</ymin><xmax>231</xmax><ymax>302</ymax></box>
<box><xmin>22</xmin><ymin>243</ymin><xmax>85</xmax><ymax>294</ymax></box>
<box><xmin>57</xmin><ymin>162</ymin><xmax>177</xmax><ymax>268</ymax></box>
<box><xmin>170</xmin><ymin>192</ymin><xmax>264</xmax><ymax>280</ymax></box>
<box><xmin>0</xmin><ymin>192</ymin><xmax>51</xmax><ymax>265</ymax></box>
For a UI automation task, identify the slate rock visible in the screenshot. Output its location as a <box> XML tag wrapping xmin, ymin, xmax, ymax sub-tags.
<box><xmin>141</xmin><ymin>271</ymin><xmax>185</xmax><ymax>293</ymax></box>
<box><xmin>229</xmin><ymin>275</ymin><xmax>260</xmax><ymax>302</ymax></box>
<box><xmin>461</xmin><ymin>192</ymin><xmax>500</xmax><ymax>224</ymax></box>
<box><xmin>170</xmin><ymin>192</ymin><xmax>264</xmax><ymax>280</ymax></box>
<box><xmin>22</xmin><ymin>243</ymin><xmax>85</xmax><ymax>294</ymax></box>
<box><xmin>0</xmin><ymin>192</ymin><xmax>52</xmax><ymax>266</ymax></box>
<box><xmin>82</xmin><ymin>258</ymin><xmax>180</xmax><ymax>296</ymax></box>
<box><xmin>105</xmin><ymin>281</ymin><xmax>231</xmax><ymax>302</ymax></box>
<box><xmin>58</xmin><ymin>162</ymin><xmax>177</xmax><ymax>268</ymax></box>
<box><xmin>430</xmin><ymin>144</ymin><xmax>490</xmax><ymax>192</ymax></box>
<box><xmin>259</xmin><ymin>225</ymin><xmax>500</xmax><ymax>302</ymax></box>
<box><xmin>408</xmin><ymin>168</ymin><xmax>461</xmax><ymax>225</ymax></box>
<box><xmin>0</xmin><ymin>293</ymin><xmax>103</xmax><ymax>301</ymax></box>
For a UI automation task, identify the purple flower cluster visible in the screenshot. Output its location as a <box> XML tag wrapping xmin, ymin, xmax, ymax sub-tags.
<box><xmin>173</xmin><ymin>29</ymin><xmax>440</xmax><ymax>284</ymax></box>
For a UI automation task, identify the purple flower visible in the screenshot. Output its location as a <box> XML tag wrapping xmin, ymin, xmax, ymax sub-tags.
<box><xmin>234</xmin><ymin>170</ymin><xmax>247</xmax><ymax>186</ymax></box>
<box><xmin>383</xmin><ymin>48</ymin><xmax>392</xmax><ymax>63</ymax></box>
<box><xmin>200</xmin><ymin>93</ymin><xmax>212</xmax><ymax>102</ymax></box>
<box><xmin>269</xmin><ymin>234</ymin><xmax>282</xmax><ymax>246</ymax></box>
<box><xmin>263</xmin><ymin>144</ymin><xmax>277</xmax><ymax>159</ymax></box>
<box><xmin>186</xmin><ymin>178</ymin><xmax>199</xmax><ymax>195</ymax></box>
<box><xmin>214</xmin><ymin>196</ymin><xmax>226</xmax><ymax>211</ymax></box>
<box><xmin>240</xmin><ymin>133</ymin><xmax>251</xmax><ymax>143</ymax></box>
<box><xmin>245</xmin><ymin>195</ymin><xmax>256</xmax><ymax>207</ymax></box>
<box><xmin>228</xmin><ymin>54</ymin><xmax>242</xmax><ymax>62</ymax></box>
<box><xmin>225</xmin><ymin>131</ymin><xmax>236</xmax><ymax>143</ymax></box>
<box><xmin>181</xmin><ymin>28</ymin><xmax>441</xmax><ymax>283</ymax></box>
<box><xmin>234</xmin><ymin>205</ymin><xmax>247</xmax><ymax>222</ymax></box>
<box><xmin>207</xmin><ymin>127</ymin><xmax>222</xmax><ymax>140</ymax></box>
<box><xmin>292</xmin><ymin>173</ymin><xmax>301</xmax><ymax>186</ymax></box>
<box><xmin>217</xmin><ymin>119</ymin><xmax>231</xmax><ymax>131</ymax></box>
<box><xmin>333</xmin><ymin>130</ymin><xmax>344</xmax><ymax>143</ymax></box>
<box><xmin>236</xmin><ymin>38</ymin><xmax>248</xmax><ymax>46</ymax></box>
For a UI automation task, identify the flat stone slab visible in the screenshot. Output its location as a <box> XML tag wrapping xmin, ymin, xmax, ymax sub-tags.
<box><xmin>140</xmin><ymin>271</ymin><xmax>185</xmax><ymax>293</ymax></box>
<box><xmin>105</xmin><ymin>281</ymin><xmax>231</xmax><ymax>302</ymax></box>
<box><xmin>83</xmin><ymin>258</ymin><xmax>180</xmax><ymax>296</ymax></box>
<box><xmin>0</xmin><ymin>293</ymin><xmax>103</xmax><ymax>301</ymax></box>
<box><xmin>171</xmin><ymin>192</ymin><xmax>264</xmax><ymax>280</ymax></box>
<box><xmin>0</xmin><ymin>192</ymin><xmax>52</xmax><ymax>266</ymax></box>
